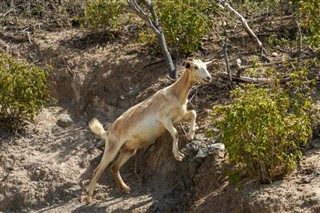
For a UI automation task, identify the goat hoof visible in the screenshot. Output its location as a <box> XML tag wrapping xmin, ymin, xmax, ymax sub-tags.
<box><xmin>187</xmin><ymin>130</ymin><xmax>195</xmax><ymax>140</ymax></box>
<box><xmin>175</xmin><ymin>152</ymin><xmax>185</xmax><ymax>161</ymax></box>
<box><xmin>175</xmin><ymin>156</ymin><xmax>183</xmax><ymax>161</ymax></box>
<box><xmin>84</xmin><ymin>196</ymin><xmax>92</xmax><ymax>205</ymax></box>
<box><xmin>122</xmin><ymin>185</ymin><xmax>131</xmax><ymax>194</ymax></box>
<box><xmin>187</xmin><ymin>134</ymin><xmax>194</xmax><ymax>140</ymax></box>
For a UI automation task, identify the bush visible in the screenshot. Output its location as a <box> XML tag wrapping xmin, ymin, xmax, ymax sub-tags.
<box><xmin>155</xmin><ymin>0</ymin><xmax>214</xmax><ymax>54</ymax></box>
<box><xmin>295</xmin><ymin>0</ymin><xmax>320</xmax><ymax>47</ymax></box>
<box><xmin>213</xmin><ymin>69</ymin><xmax>314</xmax><ymax>182</ymax></box>
<box><xmin>83</xmin><ymin>0</ymin><xmax>125</xmax><ymax>30</ymax></box>
<box><xmin>82</xmin><ymin>0</ymin><xmax>215</xmax><ymax>53</ymax></box>
<box><xmin>0</xmin><ymin>54</ymin><xmax>52</xmax><ymax>130</ymax></box>
<box><xmin>0</xmin><ymin>0</ymin><xmax>85</xmax><ymax>29</ymax></box>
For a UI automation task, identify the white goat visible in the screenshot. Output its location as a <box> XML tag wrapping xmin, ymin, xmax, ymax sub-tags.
<box><xmin>84</xmin><ymin>59</ymin><xmax>212</xmax><ymax>204</ymax></box>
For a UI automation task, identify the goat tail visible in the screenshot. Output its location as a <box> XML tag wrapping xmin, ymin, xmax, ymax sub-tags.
<box><xmin>89</xmin><ymin>118</ymin><xmax>106</xmax><ymax>138</ymax></box>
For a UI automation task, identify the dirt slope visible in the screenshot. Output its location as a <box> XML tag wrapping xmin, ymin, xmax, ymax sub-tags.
<box><xmin>1</xmin><ymin>14</ymin><xmax>320</xmax><ymax>213</ymax></box>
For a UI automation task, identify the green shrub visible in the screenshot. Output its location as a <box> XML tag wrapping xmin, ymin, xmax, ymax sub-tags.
<box><xmin>1</xmin><ymin>0</ymin><xmax>85</xmax><ymax>29</ymax></box>
<box><xmin>83</xmin><ymin>0</ymin><xmax>125</xmax><ymax>30</ymax></box>
<box><xmin>82</xmin><ymin>0</ymin><xmax>215</xmax><ymax>53</ymax></box>
<box><xmin>0</xmin><ymin>54</ymin><xmax>52</xmax><ymax>130</ymax></box>
<box><xmin>295</xmin><ymin>0</ymin><xmax>320</xmax><ymax>47</ymax></box>
<box><xmin>155</xmin><ymin>0</ymin><xmax>214</xmax><ymax>54</ymax></box>
<box><xmin>213</xmin><ymin>69</ymin><xmax>314</xmax><ymax>182</ymax></box>
<box><xmin>232</xmin><ymin>0</ymin><xmax>283</xmax><ymax>16</ymax></box>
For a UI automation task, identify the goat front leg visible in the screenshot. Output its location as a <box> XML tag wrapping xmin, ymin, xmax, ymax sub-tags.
<box><xmin>160</xmin><ymin>118</ymin><xmax>184</xmax><ymax>161</ymax></box>
<box><xmin>183</xmin><ymin>110</ymin><xmax>197</xmax><ymax>140</ymax></box>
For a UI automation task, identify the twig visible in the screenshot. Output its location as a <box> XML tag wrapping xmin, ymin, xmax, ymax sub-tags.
<box><xmin>1</xmin><ymin>8</ymin><xmax>15</xmax><ymax>17</ymax></box>
<box><xmin>212</xmin><ymin>23</ymin><xmax>222</xmax><ymax>40</ymax></box>
<box><xmin>22</xmin><ymin>28</ymin><xmax>32</xmax><ymax>44</ymax></box>
<box><xmin>188</xmin><ymin>92</ymin><xmax>196</xmax><ymax>106</ymax></box>
<box><xmin>179</xmin><ymin>123</ymin><xmax>188</xmax><ymax>138</ymax></box>
<box><xmin>188</xmin><ymin>85</ymin><xmax>199</xmax><ymax>109</ymax></box>
<box><xmin>256</xmin><ymin>53</ymin><xmax>271</xmax><ymax>63</ymax></box>
<box><xmin>26</xmin><ymin>32</ymin><xmax>32</xmax><ymax>44</ymax></box>
<box><xmin>223</xmin><ymin>37</ymin><xmax>234</xmax><ymax>89</ymax></box>
<box><xmin>143</xmin><ymin>59</ymin><xmax>165</xmax><ymax>68</ymax></box>
<box><xmin>295</xmin><ymin>19</ymin><xmax>302</xmax><ymax>62</ymax></box>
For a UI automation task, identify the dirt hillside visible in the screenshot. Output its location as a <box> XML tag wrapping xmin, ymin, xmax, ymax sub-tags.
<box><xmin>1</xmin><ymin>2</ymin><xmax>320</xmax><ymax>213</ymax></box>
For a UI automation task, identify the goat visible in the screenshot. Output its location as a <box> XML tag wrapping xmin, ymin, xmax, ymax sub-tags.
<box><xmin>84</xmin><ymin>59</ymin><xmax>212</xmax><ymax>204</ymax></box>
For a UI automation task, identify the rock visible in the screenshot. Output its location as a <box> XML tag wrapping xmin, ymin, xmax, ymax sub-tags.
<box><xmin>272</xmin><ymin>52</ymin><xmax>279</xmax><ymax>57</ymax></box>
<box><xmin>194</xmin><ymin>134</ymin><xmax>206</xmax><ymax>141</ymax></box>
<box><xmin>51</xmin><ymin>126</ymin><xmax>60</xmax><ymax>134</ymax></box>
<box><xmin>56</xmin><ymin>114</ymin><xmax>73</xmax><ymax>128</ymax></box>
<box><xmin>194</xmin><ymin>143</ymin><xmax>225</xmax><ymax>159</ymax></box>
<box><xmin>195</xmin><ymin>148</ymin><xmax>207</xmax><ymax>158</ymax></box>
<box><xmin>236</xmin><ymin>58</ymin><xmax>242</xmax><ymax>68</ymax></box>
<box><xmin>186</xmin><ymin>141</ymin><xmax>201</xmax><ymax>151</ymax></box>
<box><xmin>4</xmin><ymin>158</ymin><xmax>15</xmax><ymax>171</ymax></box>
<box><xmin>207</xmin><ymin>143</ymin><xmax>225</xmax><ymax>153</ymax></box>
<box><xmin>30</xmin><ymin>166</ymin><xmax>47</xmax><ymax>181</ymax></box>
<box><xmin>183</xmin><ymin>140</ymin><xmax>225</xmax><ymax>160</ymax></box>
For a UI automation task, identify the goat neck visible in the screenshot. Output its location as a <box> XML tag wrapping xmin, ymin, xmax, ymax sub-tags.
<box><xmin>169</xmin><ymin>68</ymin><xmax>194</xmax><ymax>104</ymax></box>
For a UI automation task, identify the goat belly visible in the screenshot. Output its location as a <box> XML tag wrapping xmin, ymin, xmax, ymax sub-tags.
<box><xmin>124</xmin><ymin>122</ymin><xmax>165</xmax><ymax>150</ymax></box>
<box><xmin>133</xmin><ymin>118</ymin><xmax>165</xmax><ymax>142</ymax></box>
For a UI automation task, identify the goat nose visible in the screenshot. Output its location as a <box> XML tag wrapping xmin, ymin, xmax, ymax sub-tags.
<box><xmin>207</xmin><ymin>76</ymin><xmax>211</xmax><ymax>80</ymax></box>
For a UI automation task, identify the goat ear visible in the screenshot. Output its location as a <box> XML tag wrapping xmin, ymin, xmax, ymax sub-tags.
<box><xmin>185</xmin><ymin>61</ymin><xmax>192</xmax><ymax>69</ymax></box>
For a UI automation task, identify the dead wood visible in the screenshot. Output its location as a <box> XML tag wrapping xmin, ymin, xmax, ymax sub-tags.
<box><xmin>218</xmin><ymin>73</ymin><xmax>291</xmax><ymax>85</ymax></box>
<box><xmin>217</xmin><ymin>0</ymin><xmax>266</xmax><ymax>53</ymax></box>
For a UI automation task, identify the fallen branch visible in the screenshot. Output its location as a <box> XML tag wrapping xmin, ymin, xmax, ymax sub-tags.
<box><xmin>218</xmin><ymin>72</ymin><xmax>291</xmax><ymax>85</ymax></box>
<box><xmin>217</xmin><ymin>0</ymin><xmax>266</xmax><ymax>53</ymax></box>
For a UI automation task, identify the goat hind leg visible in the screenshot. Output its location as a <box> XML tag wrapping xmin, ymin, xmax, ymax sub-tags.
<box><xmin>84</xmin><ymin>142</ymin><xmax>119</xmax><ymax>204</ymax></box>
<box><xmin>111</xmin><ymin>148</ymin><xmax>137</xmax><ymax>193</ymax></box>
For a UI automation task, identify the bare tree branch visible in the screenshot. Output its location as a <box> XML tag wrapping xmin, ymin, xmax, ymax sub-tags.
<box><xmin>223</xmin><ymin>37</ymin><xmax>234</xmax><ymax>89</ymax></box>
<box><xmin>127</xmin><ymin>0</ymin><xmax>156</xmax><ymax>33</ymax></box>
<box><xmin>127</xmin><ymin>0</ymin><xmax>177</xmax><ymax>79</ymax></box>
<box><xmin>217</xmin><ymin>0</ymin><xmax>266</xmax><ymax>53</ymax></box>
<box><xmin>295</xmin><ymin>19</ymin><xmax>302</xmax><ymax>62</ymax></box>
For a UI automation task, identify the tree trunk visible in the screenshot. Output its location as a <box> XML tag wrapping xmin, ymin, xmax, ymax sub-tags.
<box><xmin>156</xmin><ymin>29</ymin><xmax>176</xmax><ymax>79</ymax></box>
<box><xmin>127</xmin><ymin>0</ymin><xmax>177</xmax><ymax>80</ymax></box>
